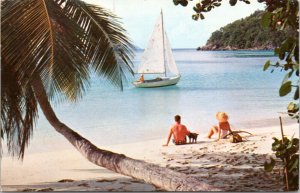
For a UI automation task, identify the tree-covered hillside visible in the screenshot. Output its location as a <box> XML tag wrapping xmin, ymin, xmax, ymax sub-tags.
<box><xmin>198</xmin><ymin>10</ymin><xmax>296</xmax><ymax>50</ymax></box>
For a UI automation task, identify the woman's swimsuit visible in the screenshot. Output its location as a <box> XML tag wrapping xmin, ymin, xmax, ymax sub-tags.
<box><xmin>219</xmin><ymin>121</ymin><xmax>230</xmax><ymax>138</ymax></box>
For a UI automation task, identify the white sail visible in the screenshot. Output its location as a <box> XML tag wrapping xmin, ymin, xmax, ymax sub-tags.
<box><xmin>164</xmin><ymin>33</ymin><xmax>179</xmax><ymax>76</ymax></box>
<box><xmin>133</xmin><ymin>11</ymin><xmax>181</xmax><ymax>88</ymax></box>
<box><xmin>138</xmin><ymin>16</ymin><xmax>165</xmax><ymax>74</ymax></box>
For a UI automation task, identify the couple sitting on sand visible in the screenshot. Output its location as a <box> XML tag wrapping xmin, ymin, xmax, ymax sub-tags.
<box><xmin>163</xmin><ymin>112</ymin><xmax>232</xmax><ymax>146</ymax></box>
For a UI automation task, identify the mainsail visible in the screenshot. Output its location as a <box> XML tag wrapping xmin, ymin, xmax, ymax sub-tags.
<box><xmin>138</xmin><ymin>16</ymin><xmax>165</xmax><ymax>74</ymax></box>
<box><xmin>137</xmin><ymin>11</ymin><xmax>179</xmax><ymax>77</ymax></box>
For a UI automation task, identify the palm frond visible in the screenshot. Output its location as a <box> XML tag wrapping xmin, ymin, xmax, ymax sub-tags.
<box><xmin>2</xmin><ymin>0</ymin><xmax>50</xmax><ymax>84</ymax></box>
<box><xmin>55</xmin><ymin>0</ymin><xmax>135</xmax><ymax>89</ymax></box>
<box><xmin>1</xmin><ymin>60</ymin><xmax>38</xmax><ymax>159</ymax></box>
<box><xmin>2</xmin><ymin>0</ymin><xmax>134</xmax><ymax>102</ymax></box>
<box><xmin>1</xmin><ymin>0</ymin><xmax>134</xmax><ymax>158</ymax></box>
<box><xmin>1</xmin><ymin>0</ymin><xmax>88</xmax><ymax>102</ymax></box>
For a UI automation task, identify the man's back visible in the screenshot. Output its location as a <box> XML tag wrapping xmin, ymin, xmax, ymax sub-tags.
<box><xmin>171</xmin><ymin>123</ymin><xmax>189</xmax><ymax>142</ymax></box>
<box><xmin>163</xmin><ymin>115</ymin><xmax>191</xmax><ymax>146</ymax></box>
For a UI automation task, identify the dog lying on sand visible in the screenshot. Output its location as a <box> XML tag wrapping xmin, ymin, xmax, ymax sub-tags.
<box><xmin>188</xmin><ymin>132</ymin><xmax>199</xmax><ymax>143</ymax></box>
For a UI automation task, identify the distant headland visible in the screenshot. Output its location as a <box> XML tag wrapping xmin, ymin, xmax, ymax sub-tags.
<box><xmin>197</xmin><ymin>11</ymin><xmax>295</xmax><ymax>51</ymax></box>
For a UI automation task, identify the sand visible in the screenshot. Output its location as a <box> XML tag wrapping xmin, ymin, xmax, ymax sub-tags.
<box><xmin>1</xmin><ymin>120</ymin><xmax>298</xmax><ymax>191</ymax></box>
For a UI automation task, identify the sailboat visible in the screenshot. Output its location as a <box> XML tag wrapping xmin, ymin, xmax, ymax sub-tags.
<box><xmin>133</xmin><ymin>10</ymin><xmax>181</xmax><ymax>88</ymax></box>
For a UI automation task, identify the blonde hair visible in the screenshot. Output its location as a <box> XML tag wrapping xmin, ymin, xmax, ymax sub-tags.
<box><xmin>216</xmin><ymin>112</ymin><xmax>229</xmax><ymax>122</ymax></box>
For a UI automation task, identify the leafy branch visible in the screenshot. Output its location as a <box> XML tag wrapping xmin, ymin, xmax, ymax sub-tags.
<box><xmin>265</xmin><ymin>136</ymin><xmax>299</xmax><ymax>190</ymax></box>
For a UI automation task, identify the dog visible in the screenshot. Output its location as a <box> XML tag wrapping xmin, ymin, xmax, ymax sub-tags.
<box><xmin>188</xmin><ymin>132</ymin><xmax>199</xmax><ymax>143</ymax></box>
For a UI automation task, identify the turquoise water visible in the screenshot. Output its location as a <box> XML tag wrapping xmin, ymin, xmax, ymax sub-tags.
<box><xmin>35</xmin><ymin>49</ymin><xmax>292</xmax><ymax>148</ymax></box>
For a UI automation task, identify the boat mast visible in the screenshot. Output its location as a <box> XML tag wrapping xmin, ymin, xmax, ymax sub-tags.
<box><xmin>161</xmin><ymin>9</ymin><xmax>167</xmax><ymax>77</ymax></box>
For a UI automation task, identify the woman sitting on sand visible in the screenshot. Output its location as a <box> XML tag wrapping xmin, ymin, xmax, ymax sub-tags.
<box><xmin>207</xmin><ymin>112</ymin><xmax>232</xmax><ymax>140</ymax></box>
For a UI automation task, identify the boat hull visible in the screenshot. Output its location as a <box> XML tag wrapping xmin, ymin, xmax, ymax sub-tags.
<box><xmin>133</xmin><ymin>75</ymin><xmax>180</xmax><ymax>88</ymax></box>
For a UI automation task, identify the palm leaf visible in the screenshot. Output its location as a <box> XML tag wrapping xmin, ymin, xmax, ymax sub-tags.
<box><xmin>56</xmin><ymin>0</ymin><xmax>135</xmax><ymax>89</ymax></box>
<box><xmin>2</xmin><ymin>0</ymin><xmax>134</xmax><ymax>101</ymax></box>
<box><xmin>1</xmin><ymin>60</ymin><xmax>38</xmax><ymax>159</ymax></box>
<box><xmin>1</xmin><ymin>0</ymin><xmax>134</xmax><ymax>158</ymax></box>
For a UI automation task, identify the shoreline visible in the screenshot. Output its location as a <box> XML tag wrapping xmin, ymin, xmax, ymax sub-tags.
<box><xmin>197</xmin><ymin>48</ymin><xmax>275</xmax><ymax>51</ymax></box>
<box><xmin>1</xmin><ymin>116</ymin><xmax>294</xmax><ymax>157</ymax></box>
<box><xmin>1</xmin><ymin>121</ymin><xmax>298</xmax><ymax>191</ymax></box>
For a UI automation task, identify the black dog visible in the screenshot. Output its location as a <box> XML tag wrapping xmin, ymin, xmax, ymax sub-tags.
<box><xmin>188</xmin><ymin>132</ymin><xmax>199</xmax><ymax>143</ymax></box>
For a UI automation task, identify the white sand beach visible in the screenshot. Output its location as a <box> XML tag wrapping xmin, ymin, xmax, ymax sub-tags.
<box><xmin>1</xmin><ymin>120</ymin><xmax>298</xmax><ymax>191</ymax></box>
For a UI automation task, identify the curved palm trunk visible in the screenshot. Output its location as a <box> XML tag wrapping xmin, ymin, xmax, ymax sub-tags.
<box><xmin>31</xmin><ymin>77</ymin><xmax>219</xmax><ymax>191</ymax></box>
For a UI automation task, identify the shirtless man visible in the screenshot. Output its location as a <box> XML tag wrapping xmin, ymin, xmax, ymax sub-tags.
<box><xmin>163</xmin><ymin>115</ymin><xmax>190</xmax><ymax>146</ymax></box>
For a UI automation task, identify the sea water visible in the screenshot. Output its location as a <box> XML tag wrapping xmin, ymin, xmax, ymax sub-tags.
<box><xmin>28</xmin><ymin>49</ymin><xmax>294</xmax><ymax>152</ymax></box>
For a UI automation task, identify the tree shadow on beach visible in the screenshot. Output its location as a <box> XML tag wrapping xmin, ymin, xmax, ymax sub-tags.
<box><xmin>66</xmin><ymin>168</ymin><xmax>116</xmax><ymax>174</ymax></box>
<box><xmin>162</xmin><ymin>151</ymin><xmax>284</xmax><ymax>192</ymax></box>
<box><xmin>2</xmin><ymin>176</ymin><xmax>158</xmax><ymax>192</ymax></box>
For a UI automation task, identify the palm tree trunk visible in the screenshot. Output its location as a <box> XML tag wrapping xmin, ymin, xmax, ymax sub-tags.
<box><xmin>30</xmin><ymin>76</ymin><xmax>219</xmax><ymax>191</ymax></box>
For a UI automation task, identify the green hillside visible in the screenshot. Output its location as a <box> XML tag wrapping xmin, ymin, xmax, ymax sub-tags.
<box><xmin>199</xmin><ymin>10</ymin><xmax>295</xmax><ymax>50</ymax></box>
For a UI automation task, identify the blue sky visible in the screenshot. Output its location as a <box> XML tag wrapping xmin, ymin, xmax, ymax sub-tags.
<box><xmin>85</xmin><ymin>0</ymin><xmax>265</xmax><ymax>48</ymax></box>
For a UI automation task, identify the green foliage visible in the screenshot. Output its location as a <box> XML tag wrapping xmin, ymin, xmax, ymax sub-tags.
<box><xmin>264</xmin><ymin>157</ymin><xmax>275</xmax><ymax>172</ymax></box>
<box><xmin>279</xmin><ymin>81</ymin><xmax>292</xmax><ymax>97</ymax></box>
<box><xmin>261</xmin><ymin>1</ymin><xmax>299</xmax><ymax>120</ymax></box>
<box><xmin>174</xmin><ymin>0</ymin><xmax>253</xmax><ymax>21</ymax></box>
<box><xmin>173</xmin><ymin>0</ymin><xmax>188</xmax><ymax>6</ymax></box>
<box><xmin>203</xmin><ymin>11</ymin><xmax>296</xmax><ymax>50</ymax></box>
<box><xmin>265</xmin><ymin>136</ymin><xmax>299</xmax><ymax>191</ymax></box>
<box><xmin>287</xmin><ymin>102</ymin><xmax>299</xmax><ymax>119</ymax></box>
<box><xmin>261</xmin><ymin>12</ymin><xmax>272</xmax><ymax>27</ymax></box>
<box><xmin>263</xmin><ymin>60</ymin><xmax>271</xmax><ymax>71</ymax></box>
